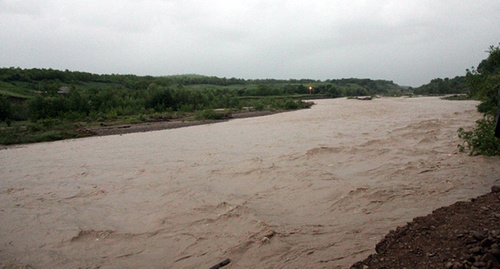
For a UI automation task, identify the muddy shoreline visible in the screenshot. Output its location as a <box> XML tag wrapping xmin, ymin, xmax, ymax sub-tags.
<box><xmin>86</xmin><ymin>110</ymin><xmax>286</xmax><ymax>137</ymax></box>
<box><xmin>351</xmin><ymin>185</ymin><xmax>500</xmax><ymax>269</ymax></box>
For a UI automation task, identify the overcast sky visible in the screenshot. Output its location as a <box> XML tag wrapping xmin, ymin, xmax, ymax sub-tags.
<box><xmin>1</xmin><ymin>0</ymin><xmax>499</xmax><ymax>86</ymax></box>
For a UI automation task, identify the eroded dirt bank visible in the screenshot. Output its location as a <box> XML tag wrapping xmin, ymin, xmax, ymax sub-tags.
<box><xmin>352</xmin><ymin>186</ymin><xmax>500</xmax><ymax>269</ymax></box>
<box><xmin>87</xmin><ymin>110</ymin><xmax>285</xmax><ymax>137</ymax></box>
<box><xmin>1</xmin><ymin>97</ymin><xmax>499</xmax><ymax>268</ymax></box>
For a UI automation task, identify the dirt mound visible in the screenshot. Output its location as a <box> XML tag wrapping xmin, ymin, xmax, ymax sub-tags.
<box><xmin>351</xmin><ymin>185</ymin><xmax>500</xmax><ymax>269</ymax></box>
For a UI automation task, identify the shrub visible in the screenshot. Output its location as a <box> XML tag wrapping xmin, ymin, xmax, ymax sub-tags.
<box><xmin>283</xmin><ymin>99</ymin><xmax>299</xmax><ymax>110</ymax></box>
<box><xmin>28</xmin><ymin>123</ymin><xmax>43</xmax><ymax>132</ymax></box>
<box><xmin>146</xmin><ymin>89</ymin><xmax>173</xmax><ymax>112</ymax></box>
<box><xmin>105</xmin><ymin>110</ymin><xmax>118</xmax><ymax>119</ymax></box>
<box><xmin>0</xmin><ymin>96</ymin><xmax>12</xmax><ymax>121</ymax></box>
<box><xmin>195</xmin><ymin>109</ymin><xmax>231</xmax><ymax>120</ymax></box>
<box><xmin>10</xmin><ymin>103</ymin><xmax>29</xmax><ymax>121</ymax></box>
<box><xmin>458</xmin><ymin>116</ymin><xmax>500</xmax><ymax>156</ymax></box>
<box><xmin>458</xmin><ymin>44</ymin><xmax>500</xmax><ymax>156</ymax></box>
<box><xmin>254</xmin><ymin>101</ymin><xmax>265</xmax><ymax>111</ymax></box>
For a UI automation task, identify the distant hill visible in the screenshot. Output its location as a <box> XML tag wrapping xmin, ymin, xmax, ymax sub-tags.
<box><xmin>412</xmin><ymin>76</ymin><xmax>470</xmax><ymax>95</ymax></box>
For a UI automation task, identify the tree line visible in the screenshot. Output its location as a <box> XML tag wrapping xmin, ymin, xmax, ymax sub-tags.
<box><xmin>0</xmin><ymin>67</ymin><xmax>408</xmax><ymax>125</ymax></box>
<box><xmin>0</xmin><ymin>81</ymin><xmax>318</xmax><ymax>126</ymax></box>
<box><xmin>412</xmin><ymin>76</ymin><xmax>470</xmax><ymax>95</ymax></box>
<box><xmin>458</xmin><ymin>44</ymin><xmax>500</xmax><ymax>155</ymax></box>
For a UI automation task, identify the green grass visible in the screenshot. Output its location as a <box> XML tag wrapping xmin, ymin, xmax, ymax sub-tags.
<box><xmin>194</xmin><ymin>109</ymin><xmax>232</xmax><ymax>120</ymax></box>
<box><xmin>0</xmin><ymin>121</ymin><xmax>92</xmax><ymax>145</ymax></box>
<box><xmin>0</xmin><ymin>81</ymin><xmax>35</xmax><ymax>99</ymax></box>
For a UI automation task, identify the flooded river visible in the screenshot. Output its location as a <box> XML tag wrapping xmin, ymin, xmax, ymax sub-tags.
<box><xmin>1</xmin><ymin>97</ymin><xmax>499</xmax><ymax>268</ymax></box>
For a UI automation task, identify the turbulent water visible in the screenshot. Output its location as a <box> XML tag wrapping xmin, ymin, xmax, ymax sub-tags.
<box><xmin>1</xmin><ymin>97</ymin><xmax>500</xmax><ymax>269</ymax></box>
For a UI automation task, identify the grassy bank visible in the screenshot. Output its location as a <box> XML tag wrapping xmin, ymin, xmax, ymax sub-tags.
<box><xmin>0</xmin><ymin>100</ymin><xmax>313</xmax><ymax>145</ymax></box>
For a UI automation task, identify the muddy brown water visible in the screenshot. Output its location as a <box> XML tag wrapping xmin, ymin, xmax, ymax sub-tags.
<box><xmin>1</xmin><ymin>97</ymin><xmax>499</xmax><ymax>268</ymax></box>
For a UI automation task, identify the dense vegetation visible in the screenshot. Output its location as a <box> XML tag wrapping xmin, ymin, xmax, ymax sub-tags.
<box><xmin>0</xmin><ymin>68</ymin><xmax>404</xmax><ymax>144</ymax></box>
<box><xmin>457</xmin><ymin>44</ymin><xmax>500</xmax><ymax>156</ymax></box>
<box><xmin>412</xmin><ymin>76</ymin><xmax>469</xmax><ymax>95</ymax></box>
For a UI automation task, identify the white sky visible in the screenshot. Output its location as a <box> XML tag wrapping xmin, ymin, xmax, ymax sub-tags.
<box><xmin>1</xmin><ymin>0</ymin><xmax>499</xmax><ymax>86</ymax></box>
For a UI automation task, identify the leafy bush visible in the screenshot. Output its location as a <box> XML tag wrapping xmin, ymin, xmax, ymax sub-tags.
<box><xmin>28</xmin><ymin>123</ymin><xmax>43</xmax><ymax>132</ymax></box>
<box><xmin>477</xmin><ymin>98</ymin><xmax>497</xmax><ymax>115</ymax></box>
<box><xmin>458</xmin><ymin>44</ymin><xmax>500</xmax><ymax>156</ymax></box>
<box><xmin>0</xmin><ymin>96</ymin><xmax>12</xmax><ymax>121</ymax></box>
<box><xmin>297</xmin><ymin>100</ymin><xmax>314</xmax><ymax>109</ymax></box>
<box><xmin>458</xmin><ymin>116</ymin><xmax>500</xmax><ymax>156</ymax></box>
<box><xmin>145</xmin><ymin>89</ymin><xmax>173</xmax><ymax>112</ymax></box>
<box><xmin>105</xmin><ymin>110</ymin><xmax>118</xmax><ymax>120</ymax></box>
<box><xmin>283</xmin><ymin>99</ymin><xmax>299</xmax><ymax>110</ymax></box>
<box><xmin>10</xmin><ymin>103</ymin><xmax>28</xmax><ymax>121</ymax></box>
<box><xmin>195</xmin><ymin>109</ymin><xmax>231</xmax><ymax>120</ymax></box>
<box><xmin>254</xmin><ymin>101</ymin><xmax>265</xmax><ymax>111</ymax></box>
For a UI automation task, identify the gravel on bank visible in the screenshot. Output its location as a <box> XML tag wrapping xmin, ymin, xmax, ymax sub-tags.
<box><xmin>351</xmin><ymin>185</ymin><xmax>500</xmax><ymax>269</ymax></box>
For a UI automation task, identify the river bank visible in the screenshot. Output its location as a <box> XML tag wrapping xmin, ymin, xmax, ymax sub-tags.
<box><xmin>86</xmin><ymin>110</ymin><xmax>286</xmax><ymax>137</ymax></box>
<box><xmin>0</xmin><ymin>109</ymin><xmax>289</xmax><ymax>149</ymax></box>
<box><xmin>351</xmin><ymin>186</ymin><xmax>500</xmax><ymax>269</ymax></box>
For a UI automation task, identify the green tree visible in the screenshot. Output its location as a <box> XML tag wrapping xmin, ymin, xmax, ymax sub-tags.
<box><xmin>458</xmin><ymin>44</ymin><xmax>500</xmax><ymax>155</ymax></box>
<box><xmin>0</xmin><ymin>96</ymin><xmax>12</xmax><ymax>122</ymax></box>
<box><xmin>68</xmin><ymin>88</ymin><xmax>90</xmax><ymax>115</ymax></box>
<box><xmin>255</xmin><ymin>84</ymin><xmax>272</xmax><ymax>96</ymax></box>
<box><xmin>466</xmin><ymin>45</ymin><xmax>500</xmax><ymax>115</ymax></box>
<box><xmin>146</xmin><ymin>89</ymin><xmax>173</xmax><ymax>112</ymax></box>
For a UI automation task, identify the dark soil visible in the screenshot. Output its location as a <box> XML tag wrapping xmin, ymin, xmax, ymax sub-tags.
<box><xmin>86</xmin><ymin>110</ymin><xmax>284</xmax><ymax>137</ymax></box>
<box><xmin>351</xmin><ymin>185</ymin><xmax>500</xmax><ymax>269</ymax></box>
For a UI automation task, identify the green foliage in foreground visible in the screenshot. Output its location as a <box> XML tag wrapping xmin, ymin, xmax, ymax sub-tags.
<box><xmin>458</xmin><ymin>117</ymin><xmax>500</xmax><ymax>156</ymax></box>
<box><xmin>457</xmin><ymin>44</ymin><xmax>500</xmax><ymax>155</ymax></box>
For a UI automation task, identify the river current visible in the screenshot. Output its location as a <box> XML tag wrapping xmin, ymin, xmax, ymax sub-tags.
<box><xmin>1</xmin><ymin>97</ymin><xmax>499</xmax><ymax>268</ymax></box>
